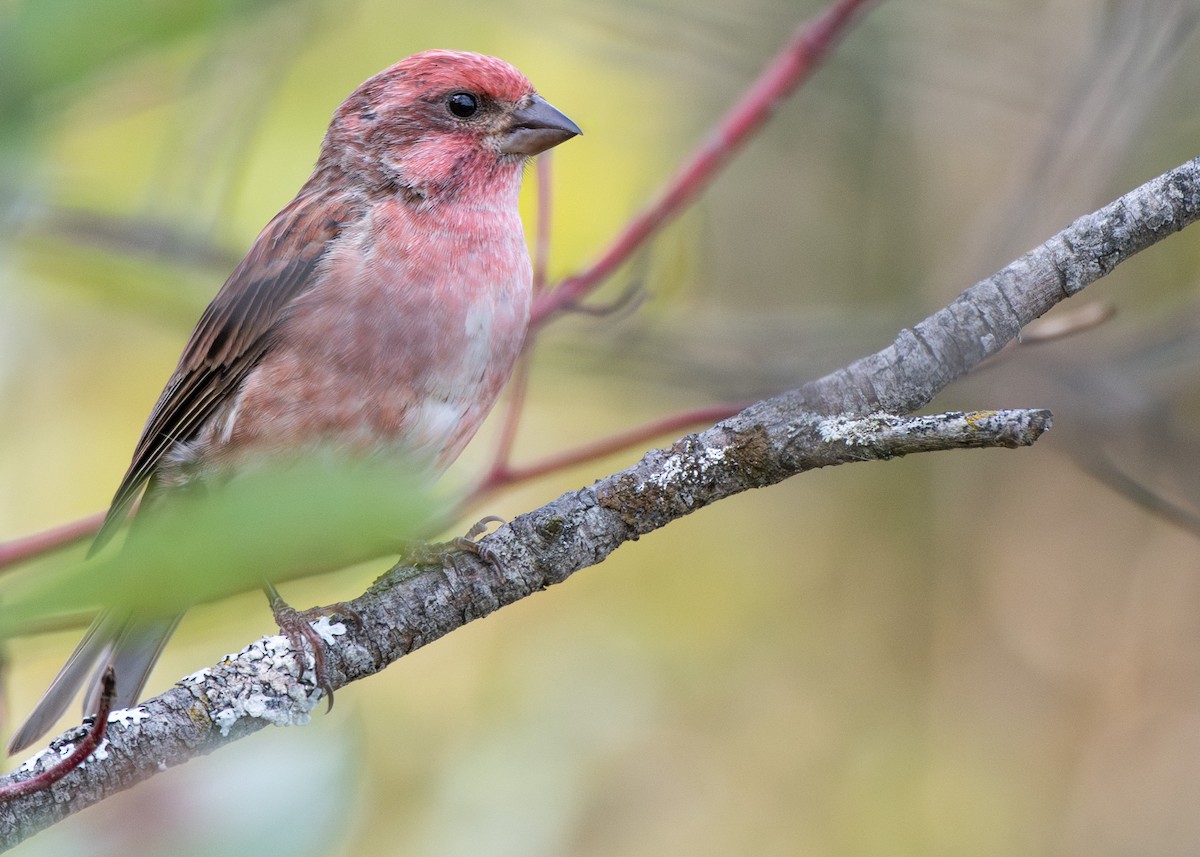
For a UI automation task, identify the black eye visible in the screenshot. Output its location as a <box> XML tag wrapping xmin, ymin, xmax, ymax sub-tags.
<box><xmin>447</xmin><ymin>91</ymin><xmax>479</xmax><ymax>118</ymax></box>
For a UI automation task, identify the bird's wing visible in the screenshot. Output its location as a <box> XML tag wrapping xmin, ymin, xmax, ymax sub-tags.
<box><xmin>92</xmin><ymin>188</ymin><xmax>365</xmax><ymax>553</ymax></box>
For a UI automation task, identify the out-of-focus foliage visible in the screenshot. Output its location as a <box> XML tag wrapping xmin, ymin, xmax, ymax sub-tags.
<box><xmin>1</xmin><ymin>450</ymin><xmax>436</xmax><ymax>635</ymax></box>
<box><xmin>1</xmin><ymin>0</ymin><xmax>282</xmax><ymax>120</ymax></box>
<box><xmin>4</xmin><ymin>1</ymin><xmax>1200</xmax><ymax>856</ymax></box>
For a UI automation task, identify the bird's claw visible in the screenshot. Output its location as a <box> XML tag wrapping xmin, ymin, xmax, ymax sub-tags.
<box><xmin>265</xmin><ymin>583</ymin><xmax>361</xmax><ymax>712</ymax></box>
<box><xmin>405</xmin><ymin>516</ymin><xmax>506</xmax><ymax>575</ymax></box>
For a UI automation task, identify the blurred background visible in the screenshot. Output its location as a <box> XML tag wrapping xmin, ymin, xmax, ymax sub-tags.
<box><xmin>4</xmin><ymin>0</ymin><xmax>1200</xmax><ymax>854</ymax></box>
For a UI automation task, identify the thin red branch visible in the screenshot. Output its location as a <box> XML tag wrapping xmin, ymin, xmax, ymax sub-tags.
<box><xmin>0</xmin><ymin>511</ymin><xmax>106</xmax><ymax>569</ymax></box>
<box><xmin>530</xmin><ymin>0</ymin><xmax>874</xmax><ymax>327</ymax></box>
<box><xmin>485</xmin><ymin>353</ymin><xmax>533</xmax><ymax>482</ymax></box>
<box><xmin>0</xmin><ymin>667</ymin><xmax>115</xmax><ymax>801</ymax></box>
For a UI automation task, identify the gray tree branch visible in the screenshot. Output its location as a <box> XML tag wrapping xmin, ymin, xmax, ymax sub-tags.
<box><xmin>1</xmin><ymin>155</ymin><xmax>1198</xmax><ymax>849</ymax></box>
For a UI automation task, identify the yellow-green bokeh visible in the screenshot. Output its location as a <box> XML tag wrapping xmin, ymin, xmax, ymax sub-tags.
<box><xmin>4</xmin><ymin>1</ymin><xmax>1200</xmax><ymax>856</ymax></box>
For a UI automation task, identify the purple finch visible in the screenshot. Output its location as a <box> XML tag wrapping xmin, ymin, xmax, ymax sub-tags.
<box><xmin>9</xmin><ymin>49</ymin><xmax>579</xmax><ymax>753</ymax></box>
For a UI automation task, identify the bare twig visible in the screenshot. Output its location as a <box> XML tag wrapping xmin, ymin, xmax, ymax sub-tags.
<box><xmin>1017</xmin><ymin>301</ymin><xmax>1117</xmax><ymax>344</ymax></box>
<box><xmin>1074</xmin><ymin>451</ymin><xmax>1200</xmax><ymax>538</ymax></box>
<box><xmin>483</xmin><ymin>353</ymin><xmax>533</xmax><ymax>485</ymax></box>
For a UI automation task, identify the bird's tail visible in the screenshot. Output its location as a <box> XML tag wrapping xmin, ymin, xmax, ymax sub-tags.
<box><xmin>7</xmin><ymin>611</ymin><xmax>180</xmax><ymax>754</ymax></box>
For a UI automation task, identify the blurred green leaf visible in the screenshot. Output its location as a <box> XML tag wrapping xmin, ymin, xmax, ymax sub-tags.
<box><xmin>0</xmin><ymin>448</ymin><xmax>440</xmax><ymax>632</ymax></box>
<box><xmin>0</xmin><ymin>0</ymin><xmax>287</xmax><ymax>121</ymax></box>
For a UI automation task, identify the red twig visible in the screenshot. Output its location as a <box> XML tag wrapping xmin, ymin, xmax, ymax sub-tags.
<box><xmin>530</xmin><ymin>0</ymin><xmax>874</xmax><ymax>327</ymax></box>
<box><xmin>0</xmin><ymin>667</ymin><xmax>116</xmax><ymax>801</ymax></box>
<box><xmin>0</xmin><ymin>511</ymin><xmax>106</xmax><ymax>569</ymax></box>
<box><xmin>486</xmin><ymin>353</ymin><xmax>533</xmax><ymax>482</ymax></box>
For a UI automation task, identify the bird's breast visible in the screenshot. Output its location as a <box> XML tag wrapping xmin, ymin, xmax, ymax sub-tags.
<box><xmin>205</xmin><ymin>198</ymin><xmax>532</xmax><ymax>473</ymax></box>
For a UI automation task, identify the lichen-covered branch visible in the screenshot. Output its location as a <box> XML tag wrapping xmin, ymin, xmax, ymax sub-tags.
<box><xmin>0</xmin><ymin>407</ymin><xmax>1046</xmax><ymax>847</ymax></box>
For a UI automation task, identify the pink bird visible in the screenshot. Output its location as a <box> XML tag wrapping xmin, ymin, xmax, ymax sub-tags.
<box><xmin>9</xmin><ymin>50</ymin><xmax>580</xmax><ymax>753</ymax></box>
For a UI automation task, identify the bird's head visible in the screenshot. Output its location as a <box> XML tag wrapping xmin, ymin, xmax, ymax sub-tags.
<box><xmin>319</xmin><ymin>50</ymin><xmax>580</xmax><ymax>202</ymax></box>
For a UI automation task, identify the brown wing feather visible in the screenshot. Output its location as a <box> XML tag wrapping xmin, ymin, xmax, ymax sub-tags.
<box><xmin>91</xmin><ymin>188</ymin><xmax>364</xmax><ymax>553</ymax></box>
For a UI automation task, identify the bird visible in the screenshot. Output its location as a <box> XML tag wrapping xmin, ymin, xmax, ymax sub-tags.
<box><xmin>7</xmin><ymin>49</ymin><xmax>580</xmax><ymax>753</ymax></box>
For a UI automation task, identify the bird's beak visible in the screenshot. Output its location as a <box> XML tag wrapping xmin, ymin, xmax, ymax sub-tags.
<box><xmin>499</xmin><ymin>95</ymin><xmax>582</xmax><ymax>156</ymax></box>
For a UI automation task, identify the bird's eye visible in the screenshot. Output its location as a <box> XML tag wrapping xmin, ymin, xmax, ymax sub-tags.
<box><xmin>446</xmin><ymin>91</ymin><xmax>479</xmax><ymax>118</ymax></box>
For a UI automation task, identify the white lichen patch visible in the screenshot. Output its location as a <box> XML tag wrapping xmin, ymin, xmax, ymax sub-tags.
<box><xmin>311</xmin><ymin>616</ymin><xmax>347</xmax><ymax>646</ymax></box>
<box><xmin>181</xmin><ymin>667</ymin><xmax>212</xmax><ymax>685</ymax></box>
<box><xmin>642</xmin><ymin>445</ymin><xmax>728</xmax><ymax>496</ymax></box>
<box><xmin>209</xmin><ymin>634</ymin><xmax>322</xmax><ymax>737</ymax></box>
<box><xmin>17</xmin><ymin>747</ymin><xmax>56</xmax><ymax>774</ymax></box>
<box><xmin>817</xmin><ymin>412</ymin><xmax>900</xmax><ymax>444</ymax></box>
<box><xmin>89</xmin><ymin>739</ymin><xmax>110</xmax><ymax>762</ymax></box>
<box><xmin>108</xmin><ymin>707</ymin><xmax>151</xmax><ymax>727</ymax></box>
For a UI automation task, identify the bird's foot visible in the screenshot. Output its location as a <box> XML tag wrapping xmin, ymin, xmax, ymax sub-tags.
<box><xmin>405</xmin><ymin>516</ymin><xmax>505</xmax><ymax>574</ymax></box>
<box><xmin>265</xmin><ymin>582</ymin><xmax>361</xmax><ymax>712</ymax></box>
